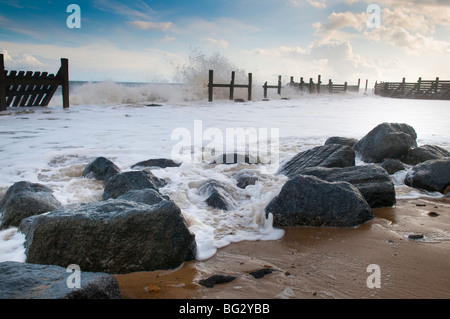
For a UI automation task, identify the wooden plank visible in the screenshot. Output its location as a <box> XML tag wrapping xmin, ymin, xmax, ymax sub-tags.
<box><xmin>18</xmin><ymin>71</ymin><xmax>34</xmax><ymax>106</ymax></box>
<box><xmin>5</xmin><ymin>70</ymin><xmax>18</xmax><ymax>106</ymax></box>
<box><xmin>0</xmin><ymin>54</ymin><xmax>6</xmax><ymax>111</ymax></box>
<box><xmin>33</xmin><ymin>72</ymin><xmax>49</xmax><ymax>105</ymax></box>
<box><xmin>26</xmin><ymin>72</ymin><xmax>42</xmax><ymax>106</ymax></box>
<box><xmin>12</xmin><ymin>71</ymin><xmax>25</xmax><ymax>106</ymax></box>
<box><xmin>229</xmin><ymin>71</ymin><xmax>235</xmax><ymax>101</ymax></box>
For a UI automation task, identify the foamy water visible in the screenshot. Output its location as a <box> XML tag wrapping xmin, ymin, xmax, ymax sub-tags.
<box><xmin>0</xmin><ymin>83</ymin><xmax>449</xmax><ymax>263</ymax></box>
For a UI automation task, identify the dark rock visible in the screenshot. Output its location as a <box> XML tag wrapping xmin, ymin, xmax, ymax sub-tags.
<box><xmin>19</xmin><ymin>199</ymin><xmax>196</xmax><ymax>274</ymax></box>
<box><xmin>298</xmin><ymin>165</ymin><xmax>396</xmax><ymax>208</ymax></box>
<box><xmin>235</xmin><ymin>171</ymin><xmax>259</xmax><ymax>189</ymax></box>
<box><xmin>102</xmin><ymin>170</ymin><xmax>167</xmax><ymax>200</ymax></box>
<box><xmin>199</xmin><ymin>274</ymin><xmax>236</xmax><ymax>288</ymax></box>
<box><xmin>0</xmin><ymin>181</ymin><xmax>62</xmax><ymax>229</ymax></box>
<box><xmin>408</xmin><ymin>234</ymin><xmax>424</xmax><ymax>240</ymax></box>
<box><xmin>249</xmin><ymin>268</ymin><xmax>273</xmax><ymax>279</ymax></box>
<box><xmin>428</xmin><ymin>212</ymin><xmax>439</xmax><ymax>217</ymax></box>
<box><xmin>280</xmin><ymin>144</ymin><xmax>355</xmax><ymax>178</ymax></box>
<box><xmin>199</xmin><ymin>179</ymin><xmax>237</xmax><ymax>210</ymax></box>
<box><xmin>265</xmin><ymin>175</ymin><xmax>374</xmax><ymax>227</ymax></box>
<box><xmin>381</xmin><ymin>158</ymin><xmax>406</xmax><ymax>175</ymax></box>
<box><xmin>324</xmin><ymin>137</ymin><xmax>359</xmax><ymax>147</ymax></box>
<box><xmin>146</xmin><ymin>103</ymin><xmax>163</xmax><ymax>107</ymax></box>
<box><xmin>0</xmin><ymin>261</ymin><xmax>121</xmax><ymax>299</ymax></box>
<box><xmin>404</xmin><ymin>158</ymin><xmax>450</xmax><ymax>194</ymax></box>
<box><xmin>211</xmin><ymin>153</ymin><xmax>259</xmax><ymax>165</ymax></box>
<box><xmin>401</xmin><ymin>145</ymin><xmax>449</xmax><ymax>165</ymax></box>
<box><xmin>117</xmin><ymin>189</ymin><xmax>169</xmax><ymax>205</ymax></box>
<box><xmin>82</xmin><ymin>157</ymin><xmax>121</xmax><ymax>181</ymax></box>
<box><xmin>353</xmin><ymin>122</ymin><xmax>417</xmax><ymax>163</ymax></box>
<box><xmin>131</xmin><ymin>158</ymin><xmax>181</xmax><ymax>169</ymax></box>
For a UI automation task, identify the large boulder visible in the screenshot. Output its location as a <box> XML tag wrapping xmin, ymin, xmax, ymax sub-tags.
<box><xmin>280</xmin><ymin>144</ymin><xmax>355</xmax><ymax>178</ymax></box>
<box><xmin>83</xmin><ymin>157</ymin><xmax>121</xmax><ymax>182</ymax></box>
<box><xmin>353</xmin><ymin>123</ymin><xmax>417</xmax><ymax>163</ymax></box>
<box><xmin>117</xmin><ymin>189</ymin><xmax>169</xmax><ymax>206</ymax></box>
<box><xmin>198</xmin><ymin>179</ymin><xmax>238</xmax><ymax>210</ymax></box>
<box><xmin>131</xmin><ymin>158</ymin><xmax>181</xmax><ymax>169</ymax></box>
<box><xmin>401</xmin><ymin>145</ymin><xmax>449</xmax><ymax>165</ymax></box>
<box><xmin>265</xmin><ymin>175</ymin><xmax>374</xmax><ymax>227</ymax></box>
<box><xmin>404</xmin><ymin>158</ymin><xmax>450</xmax><ymax>194</ymax></box>
<box><xmin>298</xmin><ymin>164</ymin><xmax>396</xmax><ymax>208</ymax></box>
<box><xmin>102</xmin><ymin>170</ymin><xmax>167</xmax><ymax>200</ymax></box>
<box><xmin>18</xmin><ymin>199</ymin><xmax>197</xmax><ymax>274</ymax></box>
<box><xmin>381</xmin><ymin>158</ymin><xmax>406</xmax><ymax>175</ymax></box>
<box><xmin>0</xmin><ymin>181</ymin><xmax>62</xmax><ymax>229</ymax></box>
<box><xmin>324</xmin><ymin>136</ymin><xmax>359</xmax><ymax>147</ymax></box>
<box><xmin>0</xmin><ymin>261</ymin><xmax>121</xmax><ymax>299</ymax></box>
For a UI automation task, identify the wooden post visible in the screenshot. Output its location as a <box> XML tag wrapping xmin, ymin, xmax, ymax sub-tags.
<box><xmin>229</xmin><ymin>71</ymin><xmax>235</xmax><ymax>100</ymax></box>
<box><xmin>435</xmin><ymin>77</ymin><xmax>439</xmax><ymax>94</ymax></box>
<box><xmin>374</xmin><ymin>81</ymin><xmax>378</xmax><ymax>95</ymax></box>
<box><xmin>0</xmin><ymin>54</ymin><xmax>6</xmax><ymax>111</ymax></box>
<box><xmin>61</xmin><ymin>58</ymin><xmax>69</xmax><ymax>109</ymax></box>
<box><xmin>401</xmin><ymin>77</ymin><xmax>406</xmax><ymax>95</ymax></box>
<box><xmin>309</xmin><ymin>78</ymin><xmax>313</xmax><ymax>94</ymax></box>
<box><xmin>290</xmin><ymin>76</ymin><xmax>294</xmax><ymax>85</ymax></box>
<box><xmin>277</xmin><ymin>75</ymin><xmax>281</xmax><ymax>95</ymax></box>
<box><xmin>417</xmin><ymin>77</ymin><xmax>422</xmax><ymax>94</ymax></box>
<box><xmin>248</xmin><ymin>73</ymin><xmax>252</xmax><ymax>101</ymax></box>
<box><xmin>300</xmin><ymin>77</ymin><xmax>304</xmax><ymax>90</ymax></box>
<box><xmin>263</xmin><ymin>82</ymin><xmax>268</xmax><ymax>99</ymax></box>
<box><xmin>328</xmin><ymin>79</ymin><xmax>332</xmax><ymax>93</ymax></box>
<box><xmin>344</xmin><ymin>82</ymin><xmax>348</xmax><ymax>92</ymax></box>
<box><xmin>317</xmin><ymin>75</ymin><xmax>321</xmax><ymax>94</ymax></box>
<box><xmin>357</xmin><ymin>78</ymin><xmax>361</xmax><ymax>92</ymax></box>
<box><xmin>365</xmin><ymin>79</ymin><xmax>368</xmax><ymax>92</ymax></box>
<box><xmin>208</xmin><ymin>70</ymin><xmax>214</xmax><ymax>102</ymax></box>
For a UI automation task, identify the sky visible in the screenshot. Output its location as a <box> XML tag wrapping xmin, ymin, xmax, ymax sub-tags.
<box><xmin>1</xmin><ymin>0</ymin><xmax>449</xmax><ymax>85</ymax></box>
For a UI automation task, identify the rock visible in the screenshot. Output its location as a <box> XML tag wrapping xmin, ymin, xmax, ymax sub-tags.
<box><xmin>19</xmin><ymin>199</ymin><xmax>196</xmax><ymax>274</ymax></box>
<box><xmin>198</xmin><ymin>274</ymin><xmax>236</xmax><ymax>288</ymax></box>
<box><xmin>280</xmin><ymin>144</ymin><xmax>355</xmax><ymax>178</ymax></box>
<box><xmin>102</xmin><ymin>170</ymin><xmax>167</xmax><ymax>200</ymax></box>
<box><xmin>0</xmin><ymin>181</ymin><xmax>62</xmax><ymax>229</ymax></box>
<box><xmin>211</xmin><ymin>153</ymin><xmax>260</xmax><ymax>165</ymax></box>
<box><xmin>408</xmin><ymin>234</ymin><xmax>424</xmax><ymax>240</ymax></box>
<box><xmin>353</xmin><ymin>123</ymin><xmax>417</xmax><ymax>163</ymax></box>
<box><xmin>83</xmin><ymin>157</ymin><xmax>121</xmax><ymax>182</ymax></box>
<box><xmin>324</xmin><ymin>137</ymin><xmax>359</xmax><ymax>147</ymax></box>
<box><xmin>404</xmin><ymin>158</ymin><xmax>450</xmax><ymax>194</ymax></box>
<box><xmin>401</xmin><ymin>145</ymin><xmax>449</xmax><ymax>165</ymax></box>
<box><xmin>199</xmin><ymin>179</ymin><xmax>237</xmax><ymax>210</ymax></box>
<box><xmin>298</xmin><ymin>165</ymin><xmax>396</xmax><ymax>208</ymax></box>
<box><xmin>117</xmin><ymin>189</ymin><xmax>169</xmax><ymax>205</ymax></box>
<box><xmin>381</xmin><ymin>158</ymin><xmax>406</xmax><ymax>175</ymax></box>
<box><xmin>235</xmin><ymin>171</ymin><xmax>259</xmax><ymax>189</ymax></box>
<box><xmin>265</xmin><ymin>175</ymin><xmax>374</xmax><ymax>227</ymax></box>
<box><xmin>249</xmin><ymin>268</ymin><xmax>273</xmax><ymax>279</ymax></box>
<box><xmin>131</xmin><ymin>158</ymin><xmax>181</xmax><ymax>169</ymax></box>
<box><xmin>0</xmin><ymin>261</ymin><xmax>121</xmax><ymax>299</ymax></box>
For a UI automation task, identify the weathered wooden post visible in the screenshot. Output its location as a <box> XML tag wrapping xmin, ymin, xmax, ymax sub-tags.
<box><xmin>365</xmin><ymin>79</ymin><xmax>368</xmax><ymax>92</ymax></box>
<box><xmin>401</xmin><ymin>77</ymin><xmax>406</xmax><ymax>95</ymax></box>
<box><xmin>417</xmin><ymin>77</ymin><xmax>422</xmax><ymax>94</ymax></box>
<box><xmin>309</xmin><ymin>78</ymin><xmax>313</xmax><ymax>94</ymax></box>
<box><xmin>317</xmin><ymin>75</ymin><xmax>321</xmax><ymax>94</ymax></box>
<box><xmin>290</xmin><ymin>76</ymin><xmax>294</xmax><ymax>85</ymax></box>
<box><xmin>61</xmin><ymin>58</ymin><xmax>70</xmax><ymax>109</ymax></box>
<box><xmin>208</xmin><ymin>70</ymin><xmax>214</xmax><ymax>102</ymax></box>
<box><xmin>248</xmin><ymin>73</ymin><xmax>252</xmax><ymax>101</ymax></box>
<box><xmin>263</xmin><ymin>81</ymin><xmax>268</xmax><ymax>99</ymax></box>
<box><xmin>300</xmin><ymin>77</ymin><xmax>304</xmax><ymax>91</ymax></box>
<box><xmin>229</xmin><ymin>71</ymin><xmax>235</xmax><ymax>101</ymax></box>
<box><xmin>357</xmin><ymin>78</ymin><xmax>361</xmax><ymax>92</ymax></box>
<box><xmin>344</xmin><ymin>82</ymin><xmax>348</xmax><ymax>92</ymax></box>
<box><xmin>277</xmin><ymin>75</ymin><xmax>282</xmax><ymax>95</ymax></box>
<box><xmin>328</xmin><ymin>79</ymin><xmax>332</xmax><ymax>93</ymax></box>
<box><xmin>435</xmin><ymin>77</ymin><xmax>439</xmax><ymax>94</ymax></box>
<box><xmin>0</xmin><ymin>54</ymin><xmax>6</xmax><ymax>111</ymax></box>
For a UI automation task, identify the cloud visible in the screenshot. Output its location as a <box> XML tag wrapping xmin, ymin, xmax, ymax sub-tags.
<box><xmin>289</xmin><ymin>0</ymin><xmax>327</xmax><ymax>8</ymax></box>
<box><xmin>128</xmin><ymin>21</ymin><xmax>173</xmax><ymax>31</ymax></box>
<box><xmin>202</xmin><ymin>38</ymin><xmax>229</xmax><ymax>48</ymax></box>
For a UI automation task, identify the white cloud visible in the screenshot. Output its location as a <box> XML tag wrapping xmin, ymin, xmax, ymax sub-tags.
<box><xmin>202</xmin><ymin>38</ymin><xmax>229</xmax><ymax>48</ymax></box>
<box><xmin>128</xmin><ymin>21</ymin><xmax>173</xmax><ymax>31</ymax></box>
<box><xmin>289</xmin><ymin>0</ymin><xmax>327</xmax><ymax>8</ymax></box>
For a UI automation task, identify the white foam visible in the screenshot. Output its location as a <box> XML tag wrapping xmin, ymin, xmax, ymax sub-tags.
<box><xmin>0</xmin><ymin>93</ymin><xmax>449</xmax><ymax>263</ymax></box>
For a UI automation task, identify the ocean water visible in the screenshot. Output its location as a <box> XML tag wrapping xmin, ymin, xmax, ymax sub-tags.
<box><xmin>0</xmin><ymin>81</ymin><xmax>449</xmax><ymax>263</ymax></box>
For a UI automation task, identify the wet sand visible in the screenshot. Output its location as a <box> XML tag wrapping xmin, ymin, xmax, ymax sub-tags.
<box><xmin>115</xmin><ymin>197</ymin><xmax>450</xmax><ymax>299</ymax></box>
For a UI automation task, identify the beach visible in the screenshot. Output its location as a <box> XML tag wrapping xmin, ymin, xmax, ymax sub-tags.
<box><xmin>115</xmin><ymin>197</ymin><xmax>450</xmax><ymax>299</ymax></box>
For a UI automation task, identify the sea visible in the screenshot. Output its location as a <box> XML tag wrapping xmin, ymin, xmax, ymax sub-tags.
<box><xmin>0</xmin><ymin>80</ymin><xmax>449</xmax><ymax>263</ymax></box>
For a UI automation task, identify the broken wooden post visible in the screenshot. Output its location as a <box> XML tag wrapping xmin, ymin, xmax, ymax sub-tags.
<box><xmin>277</xmin><ymin>75</ymin><xmax>282</xmax><ymax>95</ymax></box>
<box><xmin>208</xmin><ymin>70</ymin><xmax>214</xmax><ymax>102</ymax></box>
<box><xmin>229</xmin><ymin>71</ymin><xmax>235</xmax><ymax>100</ymax></box>
<box><xmin>0</xmin><ymin>54</ymin><xmax>6</xmax><ymax>111</ymax></box>
<box><xmin>317</xmin><ymin>75</ymin><xmax>321</xmax><ymax>94</ymax></box>
<box><xmin>248</xmin><ymin>73</ymin><xmax>252</xmax><ymax>101</ymax></box>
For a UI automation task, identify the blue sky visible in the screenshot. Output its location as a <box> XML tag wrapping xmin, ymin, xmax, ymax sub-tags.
<box><xmin>1</xmin><ymin>0</ymin><xmax>449</xmax><ymax>84</ymax></box>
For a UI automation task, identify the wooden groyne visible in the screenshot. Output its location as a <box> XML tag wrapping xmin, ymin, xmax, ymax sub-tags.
<box><xmin>0</xmin><ymin>54</ymin><xmax>69</xmax><ymax>111</ymax></box>
<box><xmin>207</xmin><ymin>70</ymin><xmax>363</xmax><ymax>102</ymax></box>
<box><xmin>374</xmin><ymin>77</ymin><xmax>450</xmax><ymax>100</ymax></box>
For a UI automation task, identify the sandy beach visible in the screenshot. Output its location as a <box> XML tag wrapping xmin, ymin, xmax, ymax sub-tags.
<box><xmin>115</xmin><ymin>197</ymin><xmax>450</xmax><ymax>300</ymax></box>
